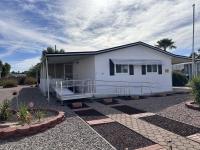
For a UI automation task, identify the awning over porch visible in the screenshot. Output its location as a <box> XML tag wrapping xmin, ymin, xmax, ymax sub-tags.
<box><xmin>171</xmin><ymin>55</ymin><xmax>192</xmax><ymax>64</ymax></box>
<box><xmin>46</xmin><ymin>54</ymin><xmax>92</xmax><ymax>64</ymax></box>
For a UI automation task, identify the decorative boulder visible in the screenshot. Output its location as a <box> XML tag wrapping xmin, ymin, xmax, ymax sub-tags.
<box><xmin>72</xmin><ymin>102</ymin><xmax>82</xmax><ymax>108</ymax></box>
<box><xmin>103</xmin><ymin>98</ymin><xmax>113</xmax><ymax>103</ymax></box>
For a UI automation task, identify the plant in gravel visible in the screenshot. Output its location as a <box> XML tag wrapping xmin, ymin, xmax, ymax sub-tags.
<box><xmin>35</xmin><ymin>110</ymin><xmax>46</xmax><ymax>122</ymax></box>
<box><xmin>191</xmin><ymin>76</ymin><xmax>200</xmax><ymax>105</ymax></box>
<box><xmin>17</xmin><ymin>104</ymin><xmax>32</xmax><ymax>125</ymax></box>
<box><xmin>0</xmin><ymin>100</ymin><xmax>11</xmax><ymax>121</ymax></box>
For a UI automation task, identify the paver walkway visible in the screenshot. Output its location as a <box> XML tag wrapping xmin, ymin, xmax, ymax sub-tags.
<box><xmin>87</xmin><ymin>101</ymin><xmax>200</xmax><ymax>150</ymax></box>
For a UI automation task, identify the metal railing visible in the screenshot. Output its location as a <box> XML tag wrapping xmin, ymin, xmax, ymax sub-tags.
<box><xmin>50</xmin><ymin>79</ymin><xmax>158</xmax><ymax>97</ymax></box>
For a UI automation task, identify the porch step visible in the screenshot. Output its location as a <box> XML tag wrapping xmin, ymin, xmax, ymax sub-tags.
<box><xmin>55</xmin><ymin>87</ymin><xmax>74</xmax><ymax>96</ymax></box>
<box><xmin>60</xmin><ymin>93</ymin><xmax>93</xmax><ymax>101</ymax></box>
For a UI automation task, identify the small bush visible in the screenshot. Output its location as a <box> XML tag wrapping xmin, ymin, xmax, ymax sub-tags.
<box><xmin>24</xmin><ymin>77</ymin><xmax>37</xmax><ymax>85</ymax></box>
<box><xmin>35</xmin><ymin>110</ymin><xmax>46</xmax><ymax>122</ymax></box>
<box><xmin>17</xmin><ymin>104</ymin><xmax>32</xmax><ymax>124</ymax></box>
<box><xmin>3</xmin><ymin>79</ymin><xmax>18</xmax><ymax>88</ymax></box>
<box><xmin>17</xmin><ymin>77</ymin><xmax>26</xmax><ymax>85</ymax></box>
<box><xmin>172</xmin><ymin>72</ymin><xmax>188</xmax><ymax>86</ymax></box>
<box><xmin>191</xmin><ymin>76</ymin><xmax>200</xmax><ymax>105</ymax></box>
<box><xmin>0</xmin><ymin>80</ymin><xmax>3</xmax><ymax>86</ymax></box>
<box><xmin>0</xmin><ymin>100</ymin><xmax>11</xmax><ymax>121</ymax></box>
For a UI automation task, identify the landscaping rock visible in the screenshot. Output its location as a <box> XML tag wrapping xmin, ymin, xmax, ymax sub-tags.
<box><xmin>103</xmin><ymin>98</ymin><xmax>113</xmax><ymax>103</ymax></box>
<box><xmin>72</xmin><ymin>102</ymin><xmax>82</xmax><ymax>108</ymax></box>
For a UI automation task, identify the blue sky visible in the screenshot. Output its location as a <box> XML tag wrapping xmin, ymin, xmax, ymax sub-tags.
<box><xmin>0</xmin><ymin>0</ymin><xmax>199</xmax><ymax>71</ymax></box>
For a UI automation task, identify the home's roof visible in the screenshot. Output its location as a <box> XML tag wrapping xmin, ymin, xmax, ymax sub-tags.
<box><xmin>45</xmin><ymin>41</ymin><xmax>192</xmax><ymax>64</ymax></box>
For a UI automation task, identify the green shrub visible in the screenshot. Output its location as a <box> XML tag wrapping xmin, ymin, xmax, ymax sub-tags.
<box><xmin>172</xmin><ymin>72</ymin><xmax>188</xmax><ymax>86</ymax></box>
<box><xmin>191</xmin><ymin>76</ymin><xmax>200</xmax><ymax>105</ymax></box>
<box><xmin>3</xmin><ymin>79</ymin><xmax>18</xmax><ymax>88</ymax></box>
<box><xmin>0</xmin><ymin>79</ymin><xmax>3</xmax><ymax>86</ymax></box>
<box><xmin>24</xmin><ymin>77</ymin><xmax>37</xmax><ymax>85</ymax></box>
<box><xmin>0</xmin><ymin>100</ymin><xmax>11</xmax><ymax>121</ymax></box>
<box><xmin>17</xmin><ymin>104</ymin><xmax>32</xmax><ymax>124</ymax></box>
<box><xmin>35</xmin><ymin>110</ymin><xmax>46</xmax><ymax>122</ymax></box>
<box><xmin>17</xmin><ymin>77</ymin><xmax>26</xmax><ymax>85</ymax></box>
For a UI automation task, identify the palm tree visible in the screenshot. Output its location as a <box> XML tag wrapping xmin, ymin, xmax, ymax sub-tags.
<box><xmin>156</xmin><ymin>38</ymin><xmax>176</xmax><ymax>51</ymax></box>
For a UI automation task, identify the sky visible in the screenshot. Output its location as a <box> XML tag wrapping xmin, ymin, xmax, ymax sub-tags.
<box><xmin>0</xmin><ymin>0</ymin><xmax>199</xmax><ymax>72</ymax></box>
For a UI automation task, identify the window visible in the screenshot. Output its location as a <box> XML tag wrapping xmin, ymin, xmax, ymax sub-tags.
<box><xmin>158</xmin><ymin>65</ymin><xmax>162</xmax><ymax>74</ymax></box>
<box><xmin>142</xmin><ymin>65</ymin><xmax>146</xmax><ymax>75</ymax></box>
<box><xmin>116</xmin><ymin>64</ymin><xmax>128</xmax><ymax>73</ymax></box>
<box><xmin>147</xmin><ymin>65</ymin><xmax>157</xmax><ymax>73</ymax></box>
<box><xmin>152</xmin><ymin>65</ymin><xmax>157</xmax><ymax>72</ymax></box>
<box><xmin>147</xmin><ymin>65</ymin><xmax>152</xmax><ymax>72</ymax></box>
<box><xmin>129</xmin><ymin>65</ymin><xmax>134</xmax><ymax>75</ymax></box>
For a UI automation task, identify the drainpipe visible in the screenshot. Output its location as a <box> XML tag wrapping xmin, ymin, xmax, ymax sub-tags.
<box><xmin>46</xmin><ymin>57</ymin><xmax>50</xmax><ymax>102</ymax></box>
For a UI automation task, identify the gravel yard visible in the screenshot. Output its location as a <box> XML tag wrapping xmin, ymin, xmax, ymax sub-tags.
<box><xmin>0</xmin><ymin>86</ymin><xmax>25</xmax><ymax>104</ymax></box>
<box><xmin>0</xmin><ymin>87</ymin><xmax>114</xmax><ymax>150</ymax></box>
<box><xmin>119</xmin><ymin>93</ymin><xmax>191</xmax><ymax>112</ymax></box>
<box><xmin>118</xmin><ymin>92</ymin><xmax>200</xmax><ymax>129</ymax></box>
<box><xmin>158</xmin><ymin>102</ymin><xmax>200</xmax><ymax>128</ymax></box>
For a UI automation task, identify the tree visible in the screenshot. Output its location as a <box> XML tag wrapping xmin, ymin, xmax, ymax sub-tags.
<box><xmin>1</xmin><ymin>63</ymin><xmax>11</xmax><ymax>77</ymax></box>
<box><xmin>26</xmin><ymin>63</ymin><xmax>41</xmax><ymax>78</ymax></box>
<box><xmin>156</xmin><ymin>38</ymin><xmax>176</xmax><ymax>51</ymax></box>
<box><xmin>42</xmin><ymin>46</ymin><xmax>65</xmax><ymax>57</ymax></box>
<box><xmin>0</xmin><ymin>60</ymin><xmax>2</xmax><ymax>78</ymax></box>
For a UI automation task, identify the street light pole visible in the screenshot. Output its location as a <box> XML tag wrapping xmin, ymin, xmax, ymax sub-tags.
<box><xmin>192</xmin><ymin>4</ymin><xmax>195</xmax><ymax>77</ymax></box>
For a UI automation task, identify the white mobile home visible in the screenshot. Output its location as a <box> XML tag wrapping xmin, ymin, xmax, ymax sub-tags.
<box><xmin>39</xmin><ymin>41</ymin><xmax>190</xmax><ymax>103</ymax></box>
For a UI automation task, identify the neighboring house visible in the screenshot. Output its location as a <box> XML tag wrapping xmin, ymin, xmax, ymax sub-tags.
<box><xmin>39</xmin><ymin>41</ymin><xmax>190</xmax><ymax>103</ymax></box>
<box><xmin>11</xmin><ymin>73</ymin><xmax>26</xmax><ymax>78</ymax></box>
<box><xmin>173</xmin><ymin>61</ymin><xmax>200</xmax><ymax>79</ymax></box>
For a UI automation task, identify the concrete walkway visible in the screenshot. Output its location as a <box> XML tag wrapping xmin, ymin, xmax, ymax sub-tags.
<box><xmin>87</xmin><ymin>101</ymin><xmax>200</xmax><ymax>150</ymax></box>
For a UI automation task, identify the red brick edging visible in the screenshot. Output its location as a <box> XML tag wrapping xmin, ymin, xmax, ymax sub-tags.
<box><xmin>185</xmin><ymin>101</ymin><xmax>200</xmax><ymax>111</ymax></box>
<box><xmin>0</xmin><ymin>109</ymin><xmax>65</xmax><ymax>139</ymax></box>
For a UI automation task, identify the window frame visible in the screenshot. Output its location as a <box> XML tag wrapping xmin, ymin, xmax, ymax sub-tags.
<box><xmin>115</xmin><ymin>64</ymin><xmax>129</xmax><ymax>74</ymax></box>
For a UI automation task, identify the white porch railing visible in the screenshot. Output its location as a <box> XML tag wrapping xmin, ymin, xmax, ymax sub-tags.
<box><xmin>50</xmin><ymin>79</ymin><xmax>158</xmax><ymax>100</ymax></box>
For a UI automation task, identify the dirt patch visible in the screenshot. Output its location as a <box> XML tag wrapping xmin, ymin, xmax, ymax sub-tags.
<box><xmin>75</xmin><ymin>109</ymin><xmax>108</xmax><ymax>121</ymax></box>
<box><xmin>112</xmin><ymin>105</ymin><xmax>146</xmax><ymax>115</ymax></box>
<box><xmin>92</xmin><ymin>122</ymin><xmax>156</xmax><ymax>150</ymax></box>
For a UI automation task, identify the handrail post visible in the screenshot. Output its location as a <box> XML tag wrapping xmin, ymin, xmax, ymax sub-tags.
<box><xmin>60</xmin><ymin>81</ymin><xmax>63</xmax><ymax>96</ymax></box>
<box><xmin>73</xmin><ymin>80</ymin><xmax>75</xmax><ymax>93</ymax></box>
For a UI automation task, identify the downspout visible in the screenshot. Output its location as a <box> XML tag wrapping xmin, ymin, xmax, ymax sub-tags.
<box><xmin>45</xmin><ymin>56</ymin><xmax>50</xmax><ymax>102</ymax></box>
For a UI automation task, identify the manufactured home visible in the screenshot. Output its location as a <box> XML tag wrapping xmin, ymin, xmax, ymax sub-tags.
<box><xmin>173</xmin><ymin>61</ymin><xmax>200</xmax><ymax>79</ymax></box>
<box><xmin>39</xmin><ymin>41</ymin><xmax>190</xmax><ymax>103</ymax></box>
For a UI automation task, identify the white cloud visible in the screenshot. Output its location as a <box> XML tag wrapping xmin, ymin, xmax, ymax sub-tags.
<box><xmin>10</xmin><ymin>56</ymin><xmax>40</xmax><ymax>72</ymax></box>
<box><xmin>0</xmin><ymin>0</ymin><xmax>200</xmax><ymax>71</ymax></box>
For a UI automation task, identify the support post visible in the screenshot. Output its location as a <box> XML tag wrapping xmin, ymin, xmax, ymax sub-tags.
<box><xmin>192</xmin><ymin>4</ymin><xmax>195</xmax><ymax>77</ymax></box>
<box><xmin>64</xmin><ymin>64</ymin><xmax>65</xmax><ymax>79</ymax></box>
<box><xmin>46</xmin><ymin>57</ymin><xmax>50</xmax><ymax>102</ymax></box>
